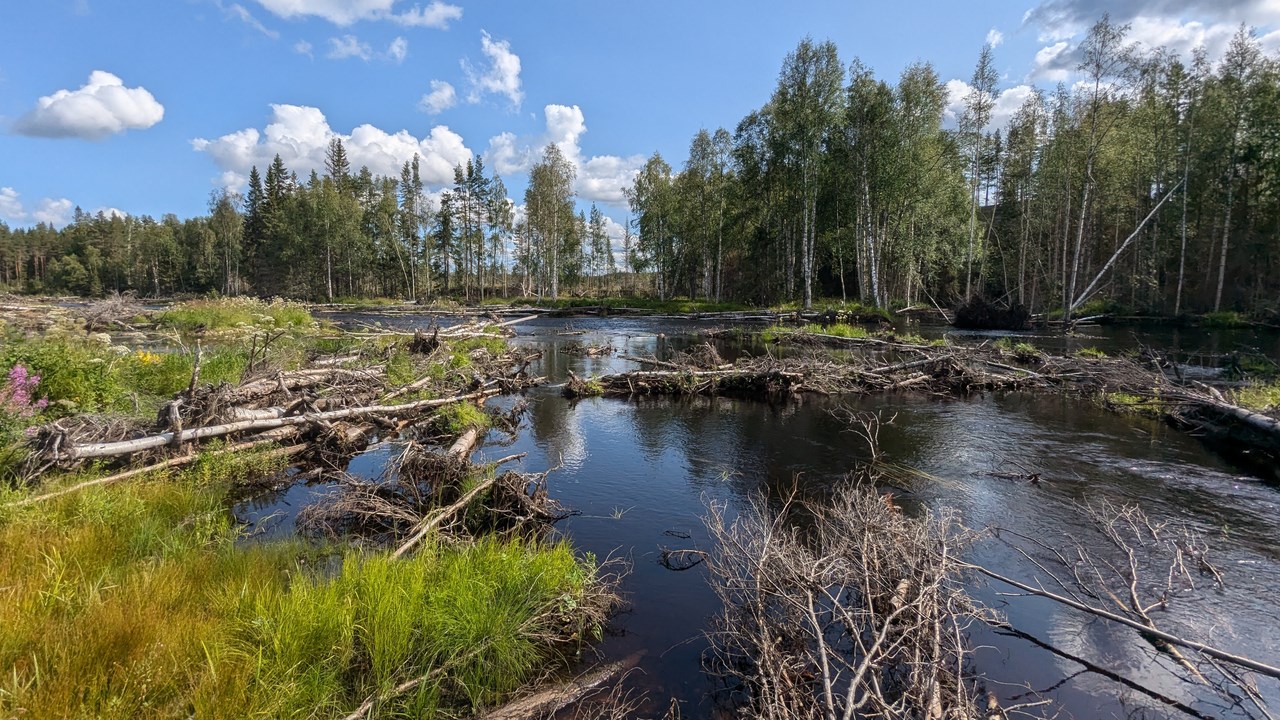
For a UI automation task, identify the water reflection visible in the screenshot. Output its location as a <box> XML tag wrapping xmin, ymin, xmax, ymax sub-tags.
<box><xmin>238</xmin><ymin>313</ymin><xmax>1280</xmax><ymax>718</ymax></box>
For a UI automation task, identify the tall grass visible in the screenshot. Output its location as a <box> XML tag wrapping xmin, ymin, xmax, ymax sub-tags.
<box><xmin>158</xmin><ymin>297</ymin><xmax>312</xmax><ymax>332</ymax></box>
<box><xmin>0</xmin><ymin>446</ymin><xmax>599</xmax><ymax>719</ymax></box>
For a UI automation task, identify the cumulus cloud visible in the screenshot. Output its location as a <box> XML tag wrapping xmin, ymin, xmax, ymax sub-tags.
<box><xmin>13</xmin><ymin>71</ymin><xmax>164</xmax><ymax>140</ymax></box>
<box><xmin>191</xmin><ymin>103</ymin><xmax>473</xmax><ymax>191</ymax></box>
<box><xmin>463</xmin><ymin>31</ymin><xmax>523</xmax><ymax>108</ymax></box>
<box><xmin>251</xmin><ymin>0</ymin><xmax>461</xmax><ymax>28</ymax></box>
<box><xmin>483</xmin><ymin>104</ymin><xmax>644</xmax><ymax>206</ymax></box>
<box><xmin>1030</xmin><ymin>41</ymin><xmax>1076</xmax><ymax>81</ymax></box>
<box><xmin>1024</xmin><ymin>0</ymin><xmax>1280</xmax><ymax>42</ymax></box>
<box><xmin>1021</xmin><ymin>0</ymin><xmax>1280</xmax><ymax>82</ymax></box>
<box><xmin>327</xmin><ymin>34</ymin><xmax>372</xmax><ymax>60</ymax></box>
<box><xmin>944</xmin><ymin>81</ymin><xmax>1036</xmax><ymax>131</ymax></box>
<box><xmin>986</xmin><ymin>28</ymin><xmax>1005</xmax><ymax>47</ymax></box>
<box><xmin>387</xmin><ymin>36</ymin><xmax>408</xmax><ymax>63</ymax></box>
<box><xmin>420</xmin><ymin>80</ymin><xmax>457</xmax><ymax>114</ymax></box>
<box><xmin>392</xmin><ymin>1</ymin><xmax>462</xmax><ymax>28</ymax></box>
<box><xmin>0</xmin><ymin>187</ymin><xmax>76</xmax><ymax>227</ymax></box>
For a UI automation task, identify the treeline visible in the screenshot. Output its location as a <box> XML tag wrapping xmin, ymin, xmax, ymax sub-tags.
<box><xmin>3</xmin><ymin>16</ymin><xmax>1279</xmax><ymax>316</ymax></box>
<box><xmin>0</xmin><ymin>140</ymin><xmax>618</xmax><ymax>302</ymax></box>
<box><xmin>629</xmin><ymin>18</ymin><xmax>1280</xmax><ymax>316</ymax></box>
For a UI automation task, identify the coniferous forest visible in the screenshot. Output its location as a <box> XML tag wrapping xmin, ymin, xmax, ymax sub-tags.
<box><xmin>3</xmin><ymin>17</ymin><xmax>1279</xmax><ymax>319</ymax></box>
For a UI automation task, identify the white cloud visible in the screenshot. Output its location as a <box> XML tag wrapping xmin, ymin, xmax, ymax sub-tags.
<box><xmin>420</xmin><ymin>80</ymin><xmax>457</xmax><ymax>114</ymax></box>
<box><xmin>463</xmin><ymin>31</ymin><xmax>523</xmax><ymax>108</ymax></box>
<box><xmin>13</xmin><ymin>71</ymin><xmax>164</xmax><ymax>140</ymax></box>
<box><xmin>986</xmin><ymin>28</ymin><xmax>1005</xmax><ymax>47</ymax></box>
<box><xmin>391</xmin><ymin>1</ymin><xmax>462</xmax><ymax>28</ymax></box>
<box><xmin>944</xmin><ymin>80</ymin><xmax>1036</xmax><ymax>131</ymax></box>
<box><xmin>483</xmin><ymin>104</ymin><xmax>644</xmax><ymax>206</ymax></box>
<box><xmin>387</xmin><ymin>36</ymin><xmax>408</xmax><ymax>63</ymax></box>
<box><xmin>294</xmin><ymin>39</ymin><xmax>313</xmax><ymax>57</ymax></box>
<box><xmin>192</xmin><ymin>103</ymin><xmax>473</xmax><ymax>191</ymax></box>
<box><xmin>251</xmin><ymin>0</ymin><xmax>461</xmax><ymax>28</ymax></box>
<box><xmin>223</xmin><ymin>1</ymin><xmax>279</xmax><ymax>38</ymax></box>
<box><xmin>0</xmin><ymin>187</ymin><xmax>76</xmax><ymax>228</ymax></box>
<box><xmin>327</xmin><ymin>34</ymin><xmax>372</xmax><ymax>61</ymax></box>
<box><xmin>1030</xmin><ymin>41</ymin><xmax>1073</xmax><ymax>82</ymax></box>
<box><xmin>1025</xmin><ymin>0</ymin><xmax>1280</xmax><ymax>43</ymax></box>
<box><xmin>1126</xmin><ymin>15</ymin><xmax>1242</xmax><ymax>58</ymax></box>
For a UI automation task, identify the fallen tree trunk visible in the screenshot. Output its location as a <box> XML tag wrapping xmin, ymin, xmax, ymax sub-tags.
<box><xmin>10</xmin><ymin>440</ymin><xmax>308</xmax><ymax>508</ymax></box>
<box><xmin>391</xmin><ymin>407</ymin><xmax>490</xmax><ymax>558</ymax></box>
<box><xmin>480</xmin><ymin>653</ymin><xmax>641</xmax><ymax>720</ymax></box>
<box><xmin>57</xmin><ymin>387</ymin><xmax>500</xmax><ymax>462</ymax></box>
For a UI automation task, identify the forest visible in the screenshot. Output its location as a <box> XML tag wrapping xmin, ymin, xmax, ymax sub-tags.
<box><xmin>2</xmin><ymin>16</ymin><xmax>1278</xmax><ymax>320</ymax></box>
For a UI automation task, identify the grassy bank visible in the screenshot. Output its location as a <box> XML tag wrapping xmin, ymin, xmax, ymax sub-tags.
<box><xmin>0</xmin><ymin>297</ymin><xmax>608</xmax><ymax>718</ymax></box>
<box><xmin>0</xmin><ymin>450</ymin><xmax>598</xmax><ymax>718</ymax></box>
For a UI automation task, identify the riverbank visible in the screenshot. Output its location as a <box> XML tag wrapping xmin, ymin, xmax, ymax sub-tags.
<box><xmin>0</xmin><ymin>298</ymin><xmax>617</xmax><ymax>719</ymax></box>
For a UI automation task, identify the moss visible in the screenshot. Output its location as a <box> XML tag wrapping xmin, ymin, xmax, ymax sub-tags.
<box><xmin>1077</xmin><ymin>347</ymin><xmax>1108</xmax><ymax>359</ymax></box>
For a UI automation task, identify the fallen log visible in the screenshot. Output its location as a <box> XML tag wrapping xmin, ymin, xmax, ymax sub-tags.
<box><xmin>391</xmin><ymin>407</ymin><xmax>490</xmax><ymax>558</ymax></box>
<box><xmin>57</xmin><ymin>387</ymin><xmax>500</xmax><ymax>462</ymax></box>
<box><xmin>10</xmin><ymin>440</ymin><xmax>308</xmax><ymax>508</ymax></box>
<box><xmin>480</xmin><ymin>654</ymin><xmax>641</xmax><ymax>720</ymax></box>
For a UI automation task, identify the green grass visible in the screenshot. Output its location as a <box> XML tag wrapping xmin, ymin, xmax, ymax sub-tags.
<box><xmin>158</xmin><ymin>297</ymin><xmax>313</xmax><ymax>332</ymax></box>
<box><xmin>1234</xmin><ymin>381</ymin><xmax>1280</xmax><ymax>412</ymax></box>
<box><xmin>326</xmin><ymin>296</ymin><xmax>405</xmax><ymax>308</ymax></box>
<box><xmin>1200</xmin><ymin>311</ymin><xmax>1251</xmax><ymax>328</ymax></box>
<box><xmin>434</xmin><ymin>401</ymin><xmax>491</xmax><ymax>435</ymax></box>
<box><xmin>0</xmin><ymin>337</ymin><xmax>247</xmax><ymax>416</ymax></box>
<box><xmin>799</xmin><ymin>322</ymin><xmax>869</xmax><ymax>339</ymax></box>
<box><xmin>512</xmin><ymin>296</ymin><xmax>750</xmax><ymax>314</ymax></box>
<box><xmin>1077</xmin><ymin>347</ymin><xmax>1108</xmax><ymax>359</ymax></box>
<box><xmin>0</xmin><ymin>446</ymin><xmax>600</xmax><ymax>719</ymax></box>
<box><xmin>1102</xmin><ymin>391</ymin><xmax>1164</xmax><ymax>418</ymax></box>
<box><xmin>993</xmin><ymin>338</ymin><xmax>1041</xmax><ymax>362</ymax></box>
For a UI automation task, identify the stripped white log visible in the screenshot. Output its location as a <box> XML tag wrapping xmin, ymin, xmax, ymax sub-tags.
<box><xmin>62</xmin><ymin>387</ymin><xmax>499</xmax><ymax>460</ymax></box>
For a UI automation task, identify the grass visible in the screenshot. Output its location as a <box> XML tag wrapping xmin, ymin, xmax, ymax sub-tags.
<box><xmin>512</xmin><ymin>296</ymin><xmax>750</xmax><ymax>314</ymax></box>
<box><xmin>0</xmin><ymin>336</ymin><xmax>247</xmax><ymax>416</ymax></box>
<box><xmin>158</xmin><ymin>297</ymin><xmax>313</xmax><ymax>333</ymax></box>
<box><xmin>1234</xmin><ymin>381</ymin><xmax>1280</xmax><ymax>412</ymax></box>
<box><xmin>1077</xmin><ymin>347</ymin><xmax>1108</xmax><ymax>359</ymax></box>
<box><xmin>1102</xmin><ymin>391</ymin><xmax>1164</xmax><ymax>418</ymax></box>
<box><xmin>1200</xmin><ymin>311</ymin><xmax>1251</xmax><ymax>328</ymax></box>
<box><xmin>434</xmin><ymin>401</ymin><xmax>491</xmax><ymax>435</ymax></box>
<box><xmin>799</xmin><ymin>322</ymin><xmax>870</xmax><ymax>339</ymax></box>
<box><xmin>993</xmin><ymin>338</ymin><xmax>1042</xmax><ymax>363</ymax></box>
<box><xmin>0</xmin><ymin>445</ymin><xmax>600</xmax><ymax>719</ymax></box>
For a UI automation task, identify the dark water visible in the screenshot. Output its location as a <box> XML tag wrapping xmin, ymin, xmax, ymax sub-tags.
<box><xmin>242</xmin><ymin>313</ymin><xmax>1280</xmax><ymax>718</ymax></box>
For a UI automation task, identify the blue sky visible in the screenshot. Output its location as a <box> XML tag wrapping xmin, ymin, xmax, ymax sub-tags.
<box><xmin>2</xmin><ymin>0</ymin><xmax>1277</xmax><ymax>239</ymax></box>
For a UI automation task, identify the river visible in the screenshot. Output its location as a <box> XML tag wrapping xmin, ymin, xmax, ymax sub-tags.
<box><xmin>241</xmin><ymin>312</ymin><xmax>1280</xmax><ymax>718</ymax></box>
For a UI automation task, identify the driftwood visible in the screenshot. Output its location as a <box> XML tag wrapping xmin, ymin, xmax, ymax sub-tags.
<box><xmin>8</xmin><ymin>440</ymin><xmax>308</xmax><ymax>508</ymax></box>
<box><xmin>392</xmin><ymin>415</ymin><xmax>489</xmax><ymax>558</ymax></box>
<box><xmin>53</xmin><ymin>388</ymin><xmax>500</xmax><ymax>462</ymax></box>
<box><xmin>480</xmin><ymin>654</ymin><xmax>641</xmax><ymax>720</ymax></box>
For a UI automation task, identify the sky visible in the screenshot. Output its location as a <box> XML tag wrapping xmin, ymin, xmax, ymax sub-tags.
<box><xmin>2</xmin><ymin>0</ymin><xmax>1278</xmax><ymax>243</ymax></box>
